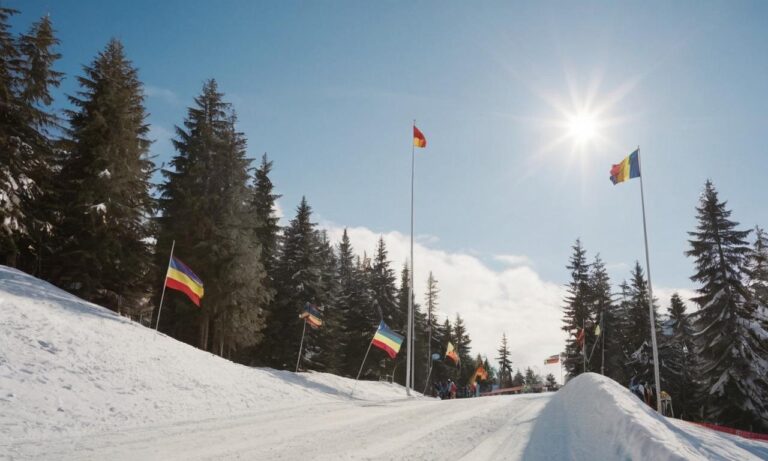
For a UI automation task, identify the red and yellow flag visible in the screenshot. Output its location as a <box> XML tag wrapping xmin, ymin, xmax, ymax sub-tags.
<box><xmin>446</xmin><ymin>342</ymin><xmax>459</xmax><ymax>364</ymax></box>
<box><xmin>413</xmin><ymin>125</ymin><xmax>427</xmax><ymax>148</ymax></box>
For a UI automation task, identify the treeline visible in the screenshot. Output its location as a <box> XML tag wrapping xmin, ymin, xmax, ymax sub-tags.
<box><xmin>561</xmin><ymin>180</ymin><xmax>768</xmax><ymax>431</ymax></box>
<box><xmin>0</xmin><ymin>8</ymin><xmax>485</xmax><ymax>389</ymax></box>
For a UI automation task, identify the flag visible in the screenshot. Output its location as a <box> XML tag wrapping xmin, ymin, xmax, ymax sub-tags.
<box><xmin>445</xmin><ymin>342</ymin><xmax>459</xmax><ymax>364</ymax></box>
<box><xmin>594</xmin><ymin>324</ymin><xmax>601</xmax><ymax>337</ymax></box>
<box><xmin>371</xmin><ymin>321</ymin><xmax>404</xmax><ymax>359</ymax></box>
<box><xmin>299</xmin><ymin>303</ymin><xmax>323</xmax><ymax>328</ymax></box>
<box><xmin>413</xmin><ymin>125</ymin><xmax>427</xmax><ymax>148</ymax></box>
<box><xmin>609</xmin><ymin>149</ymin><xmax>640</xmax><ymax>185</ymax></box>
<box><xmin>576</xmin><ymin>328</ymin><xmax>585</xmax><ymax>348</ymax></box>
<box><xmin>544</xmin><ymin>354</ymin><xmax>560</xmax><ymax>365</ymax></box>
<box><xmin>474</xmin><ymin>365</ymin><xmax>488</xmax><ymax>381</ymax></box>
<box><xmin>166</xmin><ymin>257</ymin><xmax>204</xmax><ymax>306</ymax></box>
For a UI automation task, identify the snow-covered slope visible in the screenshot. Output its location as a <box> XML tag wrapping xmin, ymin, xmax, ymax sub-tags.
<box><xmin>0</xmin><ymin>265</ymin><xmax>423</xmax><ymax>440</ymax></box>
<box><xmin>2</xmin><ymin>265</ymin><xmax>767</xmax><ymax>460</ymax></box>
<box><xmin>524</xmin><ymin>373</ymin><xmax>768</xmax><ymax>460</ymax></box>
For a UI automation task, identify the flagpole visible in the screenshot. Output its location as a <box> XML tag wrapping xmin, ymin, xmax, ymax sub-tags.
<box><xmin>351</xmin><ymin>335</ymin><xmax>375</xmax><ymax>397</ymax></box>
<box><xmin>406</xmin><ymin>120</ymin><xmax>415</xmax><ymax>397</ymax></box>
<box><xmin>582</xmin><ymin>317</ymin><xmax>586</xmax><ymax>373</ymax></box>
<box><xmin>295</xmin><ymin>319</ymin><xmax>307</xmax><ymax>373</ymax></box>
<box><xmin>155</xmin><ymin>239</ymin><xmax>175</xmax><ymax>330</ymax></box>
<box><xmin>637</xmin><ymin>146</ymin><xmax>662</xmax><ymax>413</ymax></box>
<box><xmin>600</xmin><ymin>311</ymin><xmax>605</xmax><ymax>376</ymax></box>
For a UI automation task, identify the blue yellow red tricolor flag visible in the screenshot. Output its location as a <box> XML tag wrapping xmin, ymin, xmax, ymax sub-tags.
<box><xmin>299</xmin><ymin>303</ymin><xmax>323</xmax><ymax>328</ymax></box>
<box><xmin>372</xmin><ymin>321</ymin><xmax>404</xmax><ymax>359</ymax></box>
<box><xmin>413</xmin><ymin>125</ymin><xmax>426</xmax><ymax>148</ymax></box>
<box><xmin>166</xmin><ymin>257</ymin><xmax>204</xmax><ymax>306</ymax></box>
<box><xmin>609</xmin><ymin>149</ymin><xmax>640</xmax><ymax>185</ymax></box>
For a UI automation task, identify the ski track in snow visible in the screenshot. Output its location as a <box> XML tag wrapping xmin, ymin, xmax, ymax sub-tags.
<box><xmin>2</xmin><ymin>265</ymin><xmax>768</xmax><ymax>460</ymax></box>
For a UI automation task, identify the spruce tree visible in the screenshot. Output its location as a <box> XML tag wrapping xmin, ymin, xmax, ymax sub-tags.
<box><xmin>512</xmin><ymin>369</ymin><xmax>525</xmax><ymax>387</ymax></box>
<box><xmin>623</xmin><ymin>262</ymin><xmax>661</xmax><ymax>385</ymax></box>
<box><xmin>562</xmin><ymin>239</ymin><xmax>592</xmax><ymax>378</ymax></box>
<box><xmin>342</xmin><ymin>253</ymin><xmax>378</xmax><ymax>378</ymax></box>
<box><xmin>660</xmin><ymin>293</ymin><xmax>696</xmax><ymax>419</ymax></box>
<box><xmin>51</xmin><ymin>39</ymin><xmax>153</xmax><ymax>312</ymax></box>
<box><xmin>524</xmin><ymin>367</ymin><xmax>541</xmax><ymax>387</ymax></box>
<box><xmin>0</xmin><ymin>12</ymin><xmax>62</xmax><ymax>270</ymax></box>
<box><xmin>453</xmin><ymin>314</ymin><xmax>473</xmax><ymax>383</ymax></box>
<box><xmin>496</xmin><ymin>333</ymin><xmax>512</xmax><ymax>387</ymax></box>
<box><xmin>158</xmin><ymin>79</ymin><xmax>269</xmax><ymax>356</ymax></box>
<box><xmin>588</xmin><ymin>255</ymin><xmax>614</xmax><ymax>377</ymax></box>
<box><xmin>686</xmin><ymin>180</ymin><xmax>768</xmax><ymax>430</ymax></box>
<box><xmin>746</xmin><ymin>226</ymin><xmax>768</xmax><ymax>308</ymax></box>
<box><xmin>545</xmin><ymin>373</ymin><xmax>557</xmax><ymax>390</ymax></box>
<box><xmin>250</xmin><ymin>153</ymin><xmax>281</xmax><ymax>279</ymax></box>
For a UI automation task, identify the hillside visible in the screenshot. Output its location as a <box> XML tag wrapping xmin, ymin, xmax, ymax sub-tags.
<box><xmin>1</xmin><ymin>265</ymin><xmax>766</xmax><ymax>460</ymax></box>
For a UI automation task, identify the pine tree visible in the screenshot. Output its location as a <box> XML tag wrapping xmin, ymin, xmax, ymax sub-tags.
<box><xmin>250</xmin><ymin>153</ymin><xmax>281</xmax><ymax>279</ymax></box>
<box><xmin>660</xmin><ymin>293</ymin><xmax>696</xmax><ymax>419</ymax></box>
<box><xmin>746</xmin><ymin>226</ymin><xmax>768</xmax><ymax>308</ymax></box>
<box><xmin>453</xmin><ymin>314</ymin><xmax>473</xmax><ymax>383</ymax></box>
<box><xmin>686</xmin><ymin>180</ymin><xmax>768</xmax><ymax>430</ymax></box>
<box><xmin>157</xmin><ymin>79</ymin><xmax>269</xmax><ymax>357</ymax></box>
<box><xmin>342</xmin><ymin>253</ymin><xmax>377</xmax><ymax>378</ymax></box>
<box><xmin>266</xmin><ymin>197</ymin><xmax>323</xmax><ymax>368</ymax></box>
<box><xmin>524</xmin><ymin>367</ymin><xmax>541</xmax><ymax>388</ymax></box>
<box><xmin>50</xmin><ymin>39</ymin><xmax>153</xmax><ymax>312</ymax></box>
<box><xmin>588</xmin><ymin>255</ymin><xmax>614</xmax><ymax>377</ymax></box>
<box><xmin>545</xmin><ymin>373</ymin><xmax>557</xmax><ymax>390</ymax></box>
<box><xmin>307</xmin><ymin>231</ymin><xmax>340</xmax><ymax>372</ymax></box>
<box><xmin>562</xmin><ymin>239</ymin><xmax>592</xmax><ymax>378</ymax></box>
<box><xmin>623</xmin><ymin>262</ymin><xmax>661</xmax><ymax>385</ymax></box>
<box><xmin>0</xmin><ymin>12</ymin><xmax>62</xmax><ymax>270</ymax></box>
<box><xmin>496</xmin><ymin>333</ymin><xmax>513</xmax><ymax>388</ymax></box>
<box><xmin>512</xmin><ymin>369</ymin><xmax>525</xmax><ymax>387</ymax></box>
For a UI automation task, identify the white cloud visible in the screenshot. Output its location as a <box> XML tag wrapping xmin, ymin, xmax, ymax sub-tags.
<box><xmin>145</xmin><ymin>85</ymin><xmax>180</xmax><ymax>105</ymax></box>
<box><xmin>494</xmin><ymin>254</ymin><xmax>533</xmax><ymax>267</ymax></box>
<box><xmin>321</xmin><ymin>223</ymin><xmax>567</xmax><ymax>380</ymax></box>
<box><xmin>653</xmin><ymin>287</ymin><xmax>699</xmax><ymax>316</ymax></box>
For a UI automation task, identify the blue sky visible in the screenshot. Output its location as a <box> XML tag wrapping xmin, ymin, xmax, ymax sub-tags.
<box><xmin>9</xmin><ymin>1</ymin><xmax>768</xmax><ymax>372</ymax></box>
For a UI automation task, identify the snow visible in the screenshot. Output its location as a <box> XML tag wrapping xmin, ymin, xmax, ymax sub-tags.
<box><xmin>1</xmin><ymin>265</ymin><xmax>767</xmax><ymax>460</ymax></box>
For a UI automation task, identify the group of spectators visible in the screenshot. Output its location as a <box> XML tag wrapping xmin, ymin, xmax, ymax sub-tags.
<box><xmin>432</xmin><ymin>380</ymin><xmax>479</xmax><ymax>399</ymax></box>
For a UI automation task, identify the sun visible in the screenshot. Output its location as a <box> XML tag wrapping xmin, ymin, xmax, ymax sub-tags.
<box><xmin>567</xmin><ymin>111</ymin><xmax>599</xmax><ymax>145</ymax></box>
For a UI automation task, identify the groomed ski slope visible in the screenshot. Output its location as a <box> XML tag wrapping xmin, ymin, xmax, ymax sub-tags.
<box><xmin>1</xmin><ymin>265</ymin><xmax>766</xmax><ymax>460</ymax></box>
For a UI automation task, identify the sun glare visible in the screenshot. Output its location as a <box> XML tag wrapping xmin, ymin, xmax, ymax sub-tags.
<box><xmin>567</xmin><ymin>112</ymin><xmax>599</xmax><ymax>144</ymax></box>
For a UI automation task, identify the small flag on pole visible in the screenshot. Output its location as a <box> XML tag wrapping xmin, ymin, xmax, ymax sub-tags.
<box><xmin>609</xmin><ymin>149</ymin><xmax>640</xmax><ymax>185</ymax></box>
<box><xmin>299</xmin><ymin>303</ymin><xmax>323</xmax><ymax>328</ymax></box>
<box><xmin>474</xmin><ymin>365</ymin><xmax>488</xmax><ymax>380</ymax></box>
<box><xmin>544</xmin><ymin>354</ymin><xmax>560</xmax><ymax>365</ymax></box>
<box><xmin>371</xmin><ymin>321</ymin><xmax>404</xmax><ymax>359</ymax></box>
<box><xmin>165</xmin><ymin>257</ymin><xmax>204</xmax><ymax>306</ymax></box>
<box><xmin>413</xmin><ymin>125</ymin><xmax>427</xmax><ymax>148</ymax></box>
<box><xmin>576</xmin><ymin>328</ymin><xmax>585</xmax><ymax>348</ymax></box>
<box><xmin>446</xmin><ymin>342</ymin><xmax>459</xmax><ymax>364</ymax></box>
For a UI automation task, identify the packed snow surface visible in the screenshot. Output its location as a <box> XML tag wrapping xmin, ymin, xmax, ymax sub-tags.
<box><xmin>1</xmin><ymin>265</ymin><xmax>766</xmax><ymax>460</ymax></box>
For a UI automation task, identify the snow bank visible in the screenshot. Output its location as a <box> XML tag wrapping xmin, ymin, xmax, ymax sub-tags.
<box><xmin>523</xmin><ymin>373</ymin><xmax>768</xmax><ymax>460</ymax></box>
<box><xmin>0</xmin><ymin>266</ymin><xmax>422</xmax><ymax>442</ymax></box>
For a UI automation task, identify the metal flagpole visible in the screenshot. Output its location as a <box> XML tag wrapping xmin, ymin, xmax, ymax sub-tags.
<box><xmin>155</xmin><ymin>240</ymin><xmax>176</xmax><ymax>330</ymax></box>
<box><xmin>295</xmin><ymin>319</ymin><xmax>307</xmax><ymax>372</ymax></box>
<box><xmin>601</xmin><ymin>311</ymin><xmax>605</xmax><ymax>376</ymax></box>
<box><xmin>637</xmin><ymin>146</ymin><xmax>662</xmax><ymax>413</ymax></box>
<box><xmin>351</xmin><ymin>335</ymin><xmax>375</xmax><ymax>397</ymax></box>
<box><xmin>582</xmin><ymin>317</ymin><xmax>586</xmax><ymax>373</ymax></box>
<box><xmin>406</xmin><ymin>120</ymin><xmax>415</xmax><ymax>397</ymax></box>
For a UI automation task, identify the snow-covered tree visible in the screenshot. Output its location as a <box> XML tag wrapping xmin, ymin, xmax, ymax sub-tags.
<box><xmin>686</xmin><ymin>180</ymin><xmax>768</xmax><ymax>430</ymax></box>
<box><xmin>562</xmin><ymin>239</ymin><xmax>592</xmax><ymax>378</ymax></box>
<box><xmin>659</xmin><ymin>293</ymin><xmax>696</xmax><ymax>419</ymax></box>
<box><xmin>623</xmin><ymin>262</ymin><xmax>661</xmax><ymax>385</ymax></box>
